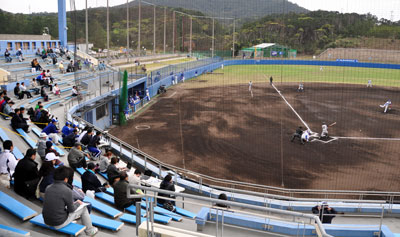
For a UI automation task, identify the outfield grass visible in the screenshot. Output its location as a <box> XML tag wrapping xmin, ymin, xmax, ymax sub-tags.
<box><xmin>185</xmin><ymin>65</ymin><xmax>400</xmax><ymax>88</ymax></box>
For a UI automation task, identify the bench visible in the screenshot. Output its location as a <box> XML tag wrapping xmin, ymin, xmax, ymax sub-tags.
<box><xmin>90</xmin><ymin>214</ymin><xmax>124</xmax><ymax>231</ymax></box>
<box><xmin>31</xmin><ymin>127</ymin><xmax>65</xmax><ymax>156</ymax></box>
<box><xmin>0</xmin><ymin>224</ymin><xmax>30</xmax><ymax>236</ymax></box>
<box><xmin>43</xmin><ymin>101</ymin><xmax>61</xmax><ymax>109</ymax></box>
<box><xmin>138</xmin><ymin>221</ymin><xmax>214</xmax><ymax>237</ymax></box>
<box><xmin>141</xmin><ymin>201</ymin><xmax>182</xmax><ymax>222</ymax></box>
<box><xmin>99</xmin><ymin>171</ymin><xmax>108</xmax><ymax>180</ymax></box>
<box><xmin>146</xmin><ymin>197</ymin><xmax>196</xmax><ymax>219</ymax></box>
<box><xmin>28</xmin><ymin>96</ymin><xmax>43</xmax><ymax>104</ymax></box>
<box><xmin>0</xmin><ymin>191</ymin><xmax>38</xmax><ymax>221</ymax></box>
<box><xmin>30</xmin><ymin>214</ymin><xmax>86</xmax><ymax>236</ymax></box>
<box><xmin>15</xmin><ymin>128</ymin><xmax>37</xmax><ymax>149</ymax></box>
<box><xmin>83</xmin><ymin>196</ymin><xmax>123</xmax><ymax>219</ymax></box>
<box><xmin>0</xmin><ymin>127</ymin><xmax>24</xmax><ymax>159</ymax></box>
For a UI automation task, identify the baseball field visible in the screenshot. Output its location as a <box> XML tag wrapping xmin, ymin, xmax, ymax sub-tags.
<box><xmin>110</xmin><ymin>65</ymin><xmax>400</xmax><ymax>192</ymax></box>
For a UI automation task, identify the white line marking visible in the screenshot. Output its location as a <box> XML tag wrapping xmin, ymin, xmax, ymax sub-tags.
<box><xmin>333</xmin><ymin>136</ymin><xmax>400</xmax><ymax>141</ymax></box>
<box><xmin>269</xmin><ymin>81</ymin><xmax>313</xmax><ymax>133</ymax></box>
<box><xmin>168</xmin><ymin>91</ymin><xmax>177</xmax><ymax>98</ymax></box>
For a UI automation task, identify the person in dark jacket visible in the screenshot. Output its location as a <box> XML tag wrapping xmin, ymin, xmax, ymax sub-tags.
<box><xmin>291</xmin><ymin>126</ymin><xmax>303</xmax><ymax>143</ymax></box>
<box><xmin>63</xmin><ymin>129</ymin><xmax>78</xmax><ymax>148</ymax></box>
<box><xmin>80</xmin><ymin>128</ymin><xmax>93</xmax><ymax>146</ymax></box>
<box><xmin>38</xmin><ymin>156</ymin><xmax>56</xmax><ymax>198</ymax></box>
<box><xmin>113</xmin><ymin>171</ymin><xmax>141</xmax><ymax>209</ymax></box>
<box><xmin>13</xmin><ymin>148</ymin><xmax>39</xmax><ymax>199</ymax></box>
<box><xmin>11</xmin><ymin>108</ymin><xmax>29</xmax><ymax>132</ymax></box>
<box><xmin>107</xmin><ymin>157</ymin><xmax>121</xmax><ymax>186</ymax></box>
<box><xmin>157</xmin><ymin>174</ymin><xmax>176</xmax><ymax>206</ymax></box>
<box><xmin>87</xmin><ymin>131</ymin><xmax>102</xmax><ymax>159</ymax></box>
<box><xmin>312</xmin><ymin>202</ymin><xmax>338</xmax><ymax>224</ymax></box>
<box><xmin>42</xmin><ymin>166</ymin><xmax>97</xmax><ymax>235</ymax></box>
<box><xmin>82</xmin><ymin>162</ymin><xmax>108</xmax><ymax>193</ymax></box>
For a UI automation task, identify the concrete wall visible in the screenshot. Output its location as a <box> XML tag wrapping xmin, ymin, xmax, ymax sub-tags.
<box><xmin>0</xmin><ymin>68</ymin><xmax>10</xmax><ymax>85</ymax></box>
<box><xmin>0</xmin><ymin>34</ymin><xmax>51</xmax><ymax>41</ymax></box>
<box><xmin>0</xmin><ymin>40</ymin><xmax>61</xmax><ymax>55</ymax></box>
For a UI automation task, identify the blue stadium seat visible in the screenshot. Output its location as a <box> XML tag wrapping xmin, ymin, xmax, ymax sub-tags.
<box><xmin>30</xmin><ymin>214</ymin><xmax>86</xmax><ymax>236</ymax></box>
<box><xmin>0</xmin><ymin>224</ymin><xmax>30</xmax><ymax>236</ymax></box>
<box><xmin>83</xmin><ymin>196</ymin><xmax>123</xmax><ymax>219</ymax></box>
<box><xmin>0</xmin><ymin>127</ymin><xmax>24</xmax><ymax>159</ymax></box>
<box><xmin>15</xmin><ymin>128</ymin><xmax>36</xmax><ymax>148</ymax></box>
<box><xmin>31</xmin><ymin>127</ymin><xmax>65</xmax><ymax>156</ymax></box>
<box><xmin>90</xmin><ymin>214</ymin><xmax>124</xmax><ymax>231</ymax></box>
<box><xmin>0</xmin><ymin>191</ymin><xmax>38</xmax><ymax>221</ymax></box>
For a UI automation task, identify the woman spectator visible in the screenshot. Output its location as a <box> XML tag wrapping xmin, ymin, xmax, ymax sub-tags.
<box><xmin>59</xmin><ymin>60</ymin><xmax>65</xmax><ymax>74</ymax></box>
<box><xmin>71</xmin><ymin>86</ymin><xmax>79</xmax><ymax>97</ymax></box>
<box><xmin>157</xmin><ymin>174</ymin><xmax>176</xmax><ymax>207</ymax></box>
<box><xmin>38</xmin><ymin>153</ymin><xmax>57</xmax><ymax>198</ymax></box>
<box><xmin>13</xmin><ymin>149</ymin><xmax>40</xmax><ymax>199</ymax></box>
<box><xmin>3</xmin><ymin>98</ymin><xmax>15</xmax><ymax>117</ymax></box>
<box><xmin>52</xmin><ymin>83</ymin><xmax>61</xmax><ymax>97</ymax></box>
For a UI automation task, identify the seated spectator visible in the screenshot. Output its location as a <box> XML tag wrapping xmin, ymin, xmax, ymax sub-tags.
<box><xmin>42</xmin><ymin>119</ymin><xmax>61</xmax><ymax>144</ymax></box>
<box><xmin>87</xmin><ymin>131</ymin><xmax>102</xmax><ymax>159</ymax></box>
<box><xmin>45</xmin><ymin>142</ymin><xmax>63</xmax><ymax>167</ymax></box>
<box><xmin>99</xmin><ymin>150</ymin><xmax>112</xmax><ymax>173</ymax></box>
<box><xmin>67</xmin><ymin>142</ymin><xmax>89</xmax><ymax>169</ymax></box>
<box><xmin>36</xmin><ymin>48</ymin><xmax>42</xmax><ymax>57</ymax></box>
<box><xmin>114</xmin><ymin>171</ymin><xmax>141</xmax><ymax>210</ymax></box>
<box><xmin>63</xmin><ymin>129</ymin><xmax>78</xmax><ymax>148</ymax></box>
<box><xmin>13</xmin><ymin>148</ymin><xmax>39</xmax><ymax>199</ymax></box>
<box><xmin>45</xmin><ymin>70</ymin><xmax>54</xmax><ymax>84</ymax></box>
<box><xmin>82</xmin><ymin>162</ymin><xmax>109</xmax><ymax>194</ymax></box>
<box><xmin>128</xmin><ymin>169</ymin><xmax>142</xmax><ymax>186</ymax></box>
<box><xmin>71</xmin><ymin>86</ymin><xmax>79</xmax><ymax>97</ymax></box>
<box><xmin>37</xmin><ymin>109</ymin><xmax>51</xmax><ymax>129</ymax></box>
<box><xmin>80</xmin><ymin>128</ymin><xmax>93</xmax><ymax>146</ymax></box>
<box><xmin>36</xmin><ymin>74</ymin><xmax>44</xmax><ymax>85</ymax></box>
<box><xmin>3</xmin><ymin>98</ymin><xmax>15</xmax><ymax>117</ymax></box>
<box><xmin>37</xmin><ymin>133</ymin><xmax>48</xmax><ymax>160</ymax></box>
<box><xmin>20</xmin><ymin>82</ymin><xmax>32</xmax><ymax>98</ymax></box>
<box><xmin>30</xmin><ymin>78</ymin><xmax>40</xmax><ymax>95</ymax></box>
<box><xmin>52</xmin><ymin>83</ymin><xmax>61</xmax><ymax>97</ymax></box>
<box><xmin>107</xmin><ymin>157</ymin><xmax>122</xmax><ymax>186</ymax></box>
<box><xmin>312</xmin><ymin>202</ymin><xmax>338</xmax><ymax>224</ymax></box>
<box><xmin>62</xmin><ymin>122</ymin><xmax>72</xmax><ymax>137</ymax></box>
<box><xmin>4</xmin><ymin>49</ymin><xmax>12</xmax><ymax>63</ymax></box>
<box><xmin>11</xmin><ymin>108</ymin><xmax>29</xmax><ymax>132</ymax></box>
<box><xmin>0</xmin><ymin>140</ymin><xmax>18</xmax><ymax>188</ymax></box>
<box><xmin>157</xmin><ymin>174</ymin><xmax>176</xmax><ymax>207</ymax></box>
<box><xmin>40</xmin><ymin>86</ymin><xmax>49</xmax><ymax>101</ymax></box>
<box><xmin>215</xmin><ymin>193</ymin><xmax>230</xmax><ymax>208</ymax></box>
<box><xmin>67</xmin><ymin>60</ymin><xmax>74</xmax><ymax>72</ymax></box>
<box><xmin>35</xmin><ymin>101</ymin><xmax>42</xmax><ymax>110</ymax></box>
<box><xmin>59</xmin><ymin>60</ymin><xmax>65</xmax><ymax>74</ymax></box>
<box><xmin>0</xmin><ymin>91</ymin><xmax>6</xmax><ymax>111</ymax></box>
<box><xmin>77</xmin><ymin>126</ymin><xmax>90</xmax><ymax>143</ymax></box>
<box><xmin>16</xmin><ymin>48</ymin><xmax>24</xmax><ymax>62</ymax></box>
<box><xmin>14</xmin><ymin>83</ymin><xmax>23</xmax><ymax>99</ymax></box>
<box><xmin>38</xmin><ymin>154</ymin><xmax>56</xmax><ymax>198</ymax></box>
<box><xmin>42</xmin><ymin>166</ymin><xmax>98</xmax><ymax>235</ymax></box>
<box><xmin>41</xmin><ymin>48</ymin><xmax>47</xmax><ymax>60</ymax></box>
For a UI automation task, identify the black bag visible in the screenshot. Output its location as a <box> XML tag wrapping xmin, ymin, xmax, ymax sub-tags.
<box><xmin>162</xmin><ymin>201</ymin><xmax>175</xmax><ymax>212</ymax></box>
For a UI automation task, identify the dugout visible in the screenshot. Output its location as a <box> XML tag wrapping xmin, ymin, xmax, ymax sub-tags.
<box><xmin>241</xmin><ymin>43</ymin><xmax>296</xmax><ymax>58</ymax></box>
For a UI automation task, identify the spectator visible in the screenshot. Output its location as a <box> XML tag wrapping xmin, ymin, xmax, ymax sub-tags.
<box><xmin>38</xmin><ymin>154</ymin><xmax>56</xmax><ymax>198</ymax></box>
<box><xmin>13</xmin><ymin>148</ymin><xmax>39</xmax><ymax>199</ymax></box>
<box><xmin>3</xmin><ymin>98</ymin><xmax>15</xmax><ymax>117</ymax></box>
<box><xmin>107</xmin><ymin>157</ymin><xmax>121</xmax><ymax>185</ymax></box>
<box><xmin>67</xmin><ymin>60</ymin><xmax>74</xmax><ymax>72</ymax></box>
<box><xmin>14</xmin><ymin>83</ymin><xmax>23</xmax><ymax>99</ymax></box>
<box><xmin>37</xmin><ymin>109</ymin><xmax>51</xmax><ymax>129</ymax></box>
<box><xmin>128</xmin><ymin>169</ymin><xmax>142</xmax><ymax>186</ymax></box>
<box><xmin>71</xmin><ymin>86</ymin><xmax>79</xmax><ymax>97</ymax></box>
<box><xmin>62</xmin><ymin>122</ymin><xmax>72</xmax><ymax>137</ymax></box>
<box><xmin>45</xmin><ymin>142</ymin><xmax>63</xmax><ymax>167</ymax></box>
<box><xmin>215</xmin><ymin>193</ymin><xmax>230</xmax><ymax>208</ymax></box>
<box><xmin>20</xmin><ymin>82</ymin><xmax>32</xmax><ymax>98</ymax></box>
<box><xmin>35</xmin><ymin>101</ymin><xmax>42</xmax><ymax>110</ymax></box>
<box><xmin>59</xmin><ymin>60</ymin><xmax>65</xmax><ymax>74</ymax></box>
<box><xmin>36</xmin><ymin>48</ymin><xmax>42</xmax><ymax>57</ymax></box>
<box><xmin>82</xmin><ymin>162</ymin><xmax>108</xmax><ymax>194</ymax></box>
<box><xmin>63</xmin><ymin>129</ymin><xmax>78</xmax><ymax>148</ymax></box>
<box><xmin>67</xmin><ymin>143</ymin><xmax>89</xmax><ymax>169</ymax></box>
<box><xmin>42</xmin><ymin>166</ymin><xmax>98</xmax><ymax>235</ymax></box>
<box><xmin>36</xmin><ymin>132</ymin><xmax>49</xmax><ymax>159</ymax></box>
<box><xmin>312</xmin><ymin>202</ymin><xmax>338</xmax><ymax>224</ymax></box>
<box><xmin>157</xmin><ymin>174</ymin><xmax>176</xmax><ymax>206</ymax></box>
<box><xmin>33</xmin><ymin>105</ymin><xmax>43</xmax><ymax>122</ymax></box>
<box><xmin>42</xmin><ymin>119</ymin><xmax>61</xmax><ymax>144</ymax></box>
<box><xmin>4</xmin><ymin>49</ymin><xmax>12</xmax><ymax>63</ymax></box>
<box><xmin>30</xmin><ymin>78</ymin><xmax>40</xmax><ymax>95</ymax></box>
<box><xmin>80</xmin><ymin>128</ymin><xmax>93</xmax><ymax>146</ymax></box>
<box><xmin>40</xmin><ymin>86</ymin><xmax>49</xmax><ymax>102</ymax></box>
<box><xmin>41</xmin><ymin>48</ymin><xmax>47</xmax><ymax>60</ymax></box>
<box><xmin>52</xmin><ymin>83</ymin><xmax>61</xmax><ymax>97</ymax></box>
<box><xmin>77</xmin><ymin>126</ymin><xmax>90</xmax><ymax>143</ymax></box>
<box><xmin>46</xmin><ymin>70</ymin><xmax>54</xmax><ymax>84</ymax></box>
<box><xmin>11</xmin><ymin>108</ymin><xmax>29</xmax><ymax>132</ymax></box>
<box><xmin>16</xmin><ymin>48</ymin><xmax>24</xmax><ymax>62</ymax></box>
<box><xmin>0</xmin><ymin>140</ymin><xmax>18</xmax><ymax>188</ymax></box>
<box><xmin>36</xmin><ymin>73</ymin><xmax>44</xmax><ymax>85</ymax></box>
<box><xmin>99</xmin><ymin>150</ymin><xmax>112</xmax><ymax>173</ymax></box>
<box><xmin>114</xmin><ymin>171</ymin><xmax>141</xmax><ymax>209</ymax></box>
<box><xmin>87</xmin><ymin>131</ymin><xmax>102</xmax><ymax>159</ymax></box>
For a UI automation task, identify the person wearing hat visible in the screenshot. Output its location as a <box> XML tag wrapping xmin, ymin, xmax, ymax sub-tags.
<box><xmin>291</xmin><ymin>126</ymin><xmax>303</xmax><ymax>143</ymax></box>
<box><xmin>82</xmin><ymin>162</ymin><xmax>108</xmax><ymax>194</ymax></box>
<box><xmin>320</xmin><ymin>122</ymin><xmax>329</xmax><ymax>139</ymax></box>
<box><xmin>62</xmin><ymin>122</ymin><xmax>72</xmax><ymax>138</ymax></box>
<box><xmin>2</xmin><ymin>98</ymin><xmax>15</xmax><ymax>117</ymax></box>
<box><xmin>312</xmin><ymin>202</ymin><xmax>338</xmax><ymax>224</ymax></box>
<box><xmin>42</xmin><ymin>118</ymin><xmax>61</xmax><ymax>144</ymax></box>
<box><xmin>13</xmin><ymin>148</ymin><xmax>39</xmax><ymax>199</ymax></box>
<box><xmin>38</xmin><ymin>152</ymin><xmax>57</xmax><ymax>198</ymax></box>
<box><xmin>67</xmin><ymin>143</ymin><xmax>89</xmax><ymax>170</ymax></box>
<box><xmin>36</xmin><ymin>133</ymin><xmax>48</xmax><ymax>160</ymax></box>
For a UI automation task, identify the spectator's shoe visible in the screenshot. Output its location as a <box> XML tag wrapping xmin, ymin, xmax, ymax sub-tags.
<box><xmin>85</xmin><ymin>227</ymin><xmax>98</xmax><ymax>236</ymax></box>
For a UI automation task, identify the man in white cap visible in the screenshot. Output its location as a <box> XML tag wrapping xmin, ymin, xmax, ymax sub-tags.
<box><xmin>16</xmin><ymin>48</ymin><xmax>24</xmax><ymax>62</ymax></box>
<box><xmin>42</xmin><ymin>118</ymin><xmax>61</xmax><ymax>144</ymax></box>
<box><xmin>37</xmin><ymin>132</ymin><xmax>48</xmax><ymax>160</ymax></box>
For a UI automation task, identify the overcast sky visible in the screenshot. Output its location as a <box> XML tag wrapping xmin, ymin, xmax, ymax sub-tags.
<box><xmin>1</xmin><ymin>0</ymin><xmax>399</xmax><ymax>21</ymax></box>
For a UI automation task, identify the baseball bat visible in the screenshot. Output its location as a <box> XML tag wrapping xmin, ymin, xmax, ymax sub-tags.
<box><xmin>329</xmin><ymin>122</ymin><xmax>336</xmax><ymax>127</ymax></box>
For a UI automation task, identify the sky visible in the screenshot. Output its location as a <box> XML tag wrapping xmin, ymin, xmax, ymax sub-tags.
<box><xmin>0</xmin><ymin>0</ymin><xmax>399</xmax><ymax>21</ymax></box>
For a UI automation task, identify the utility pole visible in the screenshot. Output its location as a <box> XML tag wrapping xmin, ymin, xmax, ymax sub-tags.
<box><xmin>232</xmin><ymin>19</ymin><xmax>235</xmax><ymax>58</ymax></box>
<box><xmin>212</xmin><ymin>17</ymin><xmax>215</xmax><ymax>58</ymax></box>
<box><xmin>163</xmin><ymin>7</ymin><xmax>166</xmax><ymax>54</ymax></box>
<box><xmin>172</xmin><ymin>11</ymin><xmax>175</xmax><ymax>53</ymax></box>
<box><xmin>106</xmin><ymin>0</ymin><xmax>109</xmax><ymax>57</ymax></box>
<box><xmin>153</xmin><ymin>4</ymin><xmax>156</xmax><ymax>54</ymax></box>
<box><xmin>85</xmin><ymin>0</ymin><xmax>88</xmax><ymax>53</ymax></box>
<box><xmin>189</xmin><ymin>17</ymin><xmax>192</xmax><ymax>56</ymax></box>
<box><xmin>138</xmin><ymin>0</ymin><xmax>141</xmax><ymax>55</ymax></box>
<box><xmin>127</xmin><ymin>0</ymin><xmax>129</xmax><ymax>52</ymax></box>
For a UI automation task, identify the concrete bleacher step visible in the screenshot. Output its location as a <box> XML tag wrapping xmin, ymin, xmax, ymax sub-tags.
<box><xmin>30</xmin><ymin>214</ymin><xmax>85</xmax><ymax>236</ymax></box>
<box><xmin>0</xmin><ymin>224</ymin><xmax>30</xmax><ymax>236</ymax></box>
<box><xmin>83</xmin><ymin>196</ymin><xmax>123</xmax><ymax>219</ymax></box>
<box><xmin>0</xmin><ymin>191</ymin><xmax>38</xmax><ymax>221</ymax></box>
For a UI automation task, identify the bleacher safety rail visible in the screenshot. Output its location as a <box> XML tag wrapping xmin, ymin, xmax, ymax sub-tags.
<box><xmin>65</xmin><ymin>58</ymin><xmax>400</xmax><ymax>208</ymax></box>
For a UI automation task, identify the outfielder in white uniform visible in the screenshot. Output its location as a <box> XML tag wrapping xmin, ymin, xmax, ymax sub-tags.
<box><xmin>380</xmin><ymin>99</ymin><xmax>391</xmax><ymax>113</ymax></box>
<box><xmin>297</xmin><ymin>83</ymin><xmax>304</xmax><ymax>92</ymax></box>
<box><xmin>249</xmin><ymin>81</ymin><xmax>253</xmax><ymax>97</ymax></box>
<box><xmin>367</xmin><ymin>79</ymin><xmax>372</xmax><ymax>88</ymax></box>
<box><xmin>320</xmin><ymin>122</ymin><xmax>328</xmax><ymax>139</ymax></box>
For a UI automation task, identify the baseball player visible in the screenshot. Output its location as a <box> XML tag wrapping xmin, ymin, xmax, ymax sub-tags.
<box><xmin>297</xmin><ymin>83</ymin><xmax>304</xmax><ymax>92</ymax></box>
<box><xmin>320</xmin><ymin>66</ymin><xmax>324</xmax><ymax>71</ymax></box>
<box><xmin>301</xmin><ymin>130</ymin><xmax>310</xmax><ymax>144</ymax></box>
<box><xmin>291</xmin><ymin>126</ymin><xmax>303</xmax><ymax>143</ymax></box>
<box><xmin>380</xmin><ymin>99</ymin><xmax>392</xmax><ymax>113</ymax></box>
<box><xmin>320</xmin><ymin>122</ymin><xmax>329</xmax><ymax>139</ymax></box>
<box><xmin>146</xmin><ymin>89</ymin><xmax>150</xmax><ymax>101</ymax></box>
<box><xmin>367</xmin><ymin>79</ymin><xmax>372</xmax><ymax>88</ymax></box>
<box><xmin>270</xmin><ymin>76</ymin><xmax>273</xmax><ymax>85</ymax></box>
<box><xmin>249</xmin><ymin>81</ymin><xmax>253</xmax><ymax>97</ymax></box>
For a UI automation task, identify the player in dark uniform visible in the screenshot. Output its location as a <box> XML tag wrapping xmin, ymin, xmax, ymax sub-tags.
<box><xmin>270</xmin><ymin>76</ymin><xmax>273</xmax><ymax>85</ymax></box>
<box><xmin>291</xmin><ymin>126</ymin><xmax>303</xmax><ymax>143</ymax></box>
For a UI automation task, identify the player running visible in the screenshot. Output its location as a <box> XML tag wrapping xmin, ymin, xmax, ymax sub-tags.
<box><xmin>301</xmin><ymin>130</ymin><xmax>311</xmax><ymax>144</ymax></box>
<box><xmin>380</xmin><ymin>99</ymin><xmax>392</xmax><ymax>113</ymax></box>
<box><xmin>320</xmin><ymin>122</ymin><xmax>329</xmax><ymax>139</ymax></box>
<box><xmin>297</xmin><ymin>83</ymin><xmax>304</xmax><ymax>92</ymax></box>
<box><xmin>249</xmin><ymin>81</ymin><xmax>253</xmax><ymax>97</ymax></box>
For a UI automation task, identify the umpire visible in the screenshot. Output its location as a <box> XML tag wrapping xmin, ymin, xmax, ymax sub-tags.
<box><xmin>291</xmin><ymin>126</ymin><xmax>303</xmax><ymax>143</ymax></box>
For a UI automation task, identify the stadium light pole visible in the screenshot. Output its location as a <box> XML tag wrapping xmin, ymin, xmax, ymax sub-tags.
<box><xmin>163</xmin><ymin>7</ymin><xmax>166</xmax><ymax>54</ymax></box>
<box><xmin>172</xmin><ymin>11</ymin><xmax>175</xmax><ymax>53</ymax></box>
<box><xmin>189</xmin><ymin>16</ymin><xmax>192</xmax><ymax>56</ymax></box>
<box><xmin>106</xmin><ymin>0</ymin><xmax>110</xmax><ymax>58</ymax></box>
<box><xmin>138</xmin><ymin>0</ymin><xmax>141</xmax><ymax>55</ymax></box>
<box><xmin>127</xmin><ymin>0</ymin><xmax>129</xmax><ymax>53</ymax></box>
<box><xmin>85</xmin><ymin>0</ymin><xmax>88</xmax><ymax>54</ymax></box>
<box><xmin>232</xmin><ymin>19</ymin><xmax>235</xmax><ymax>58</ymax></box>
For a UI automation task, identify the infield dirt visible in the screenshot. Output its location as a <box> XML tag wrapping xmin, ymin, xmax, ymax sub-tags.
<box><xmin>110</xmin><ymin>82</ymin><xmax>400</xmax><ymax>191</ymax></box>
